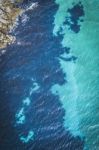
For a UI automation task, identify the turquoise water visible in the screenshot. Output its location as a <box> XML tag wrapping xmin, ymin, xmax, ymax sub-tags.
<box><xmin>53</xmin><ymin>0</ymin><xmax>99</xmax><ymax>149</ymax></box>
<box><xmin>15</xmin><ymin>79</ymin><xmax>40</xmax><ymax>141</ymax></box>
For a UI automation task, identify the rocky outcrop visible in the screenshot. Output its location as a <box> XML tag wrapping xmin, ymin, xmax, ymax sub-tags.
<box><xmin>0</xmin><ymin>0</ymin><xmax>23</xmax><ymax>49</ymax></box>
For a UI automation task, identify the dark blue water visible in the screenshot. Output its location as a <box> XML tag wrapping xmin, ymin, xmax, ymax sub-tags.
<box><xmin>0</xmin><ymin>0</ymin><xmax>84</xmax><ymax>149</ymax></box>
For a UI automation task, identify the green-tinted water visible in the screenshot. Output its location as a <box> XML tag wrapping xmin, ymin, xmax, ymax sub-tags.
<box><xmin>52</xmin><ymin>0</ymin><xmax>99</xmax><ymax>149</ymax></box>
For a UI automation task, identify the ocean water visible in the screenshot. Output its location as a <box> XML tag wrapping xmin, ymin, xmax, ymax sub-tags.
<box><xmin>0</xmin><ymin>0</ymin><xmax>99</xmax><ymax>150</ymax></box>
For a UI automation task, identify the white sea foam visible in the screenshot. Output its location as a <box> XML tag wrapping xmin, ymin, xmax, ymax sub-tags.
<box><xmin>26</xmin><ymin>2</ymin><xmax>38</xmax><ymax>11</ymax></box>
<box><xmin>21</xmin><ymin>14</ymin><xmax>29</xmax><ymax>24</ymax></box>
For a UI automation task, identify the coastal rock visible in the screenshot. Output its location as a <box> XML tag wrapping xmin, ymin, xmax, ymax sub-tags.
<box><xmin>0</xmin><ymin>0</ymin><xmax>23</xmax><ymax>49</ymax></box>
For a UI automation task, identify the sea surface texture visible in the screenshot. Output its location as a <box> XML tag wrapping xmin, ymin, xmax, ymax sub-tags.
<box><xmin>0</xmin><ymin>0</ymin><xmax>99</xmax><ymax>150</ymax></box>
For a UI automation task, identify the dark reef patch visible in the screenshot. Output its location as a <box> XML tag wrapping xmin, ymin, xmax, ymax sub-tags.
<box><xmin>64</xmin><ymin>2</ymin><xmax>84</xmax><ymax>33</ymax></box>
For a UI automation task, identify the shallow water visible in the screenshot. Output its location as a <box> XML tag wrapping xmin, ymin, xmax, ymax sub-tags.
<box><xmin>53</xmin><ymin>0</ymin><xmax>99</xmax><ymax>149</ymax></box>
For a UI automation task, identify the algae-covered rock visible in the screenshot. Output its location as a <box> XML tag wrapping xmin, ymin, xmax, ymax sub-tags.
<box><xmin>0</xmin><ymin>0</ymin><xmax>23</xmax><ymax>49</ymax></box>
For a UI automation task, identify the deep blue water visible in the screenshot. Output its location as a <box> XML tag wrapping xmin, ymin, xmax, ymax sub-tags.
<box><xmin>0</xmin><ymin>0</ymin><xmax>84</xmax><ymax>149</ymax></box>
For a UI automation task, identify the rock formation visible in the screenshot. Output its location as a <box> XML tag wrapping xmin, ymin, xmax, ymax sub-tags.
<box><xmin>0</xmin><ymin>0</ymin><xmax>23</xmax><ymax>49</ymax></box>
